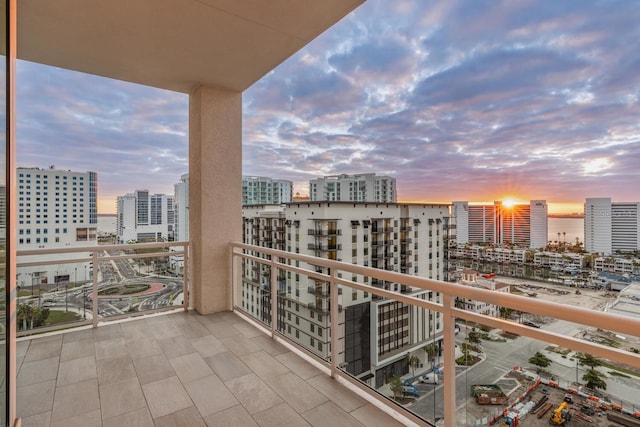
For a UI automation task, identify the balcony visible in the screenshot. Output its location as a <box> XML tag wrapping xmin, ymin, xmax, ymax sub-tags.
<box><xmin>13</xmin><ymin>242</ymin><xmax>640</xmax><ymax>426</ymax></box>
<box><xmin>307</xmin><ymin>229</ymin><xmax>342</xmax><ymax>236</ymax></box>
<box><xmin>16</xmin><ymin>310</ymin><xmax>403</xmax><ymax>427</ymax></box>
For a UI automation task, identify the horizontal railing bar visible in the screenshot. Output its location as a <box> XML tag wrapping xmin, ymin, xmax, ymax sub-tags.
<box><xmin>17</xmin><ymin>241</ymin><xmax>188</xmax><ymax>257</ymax></box>
<box><xmin>232</xmin><ymin>242</ymin><xmax>640</xmax><ymax>339</ymax></box>
<box><xmin>16</xmin><ymin>319</ymin><xmax>93</xmax><ymax>338</ymax></box>
<box><xmin>96</xmin><ymin>306</ymin><xmax>184</xmax><ymax>324</ymax></box>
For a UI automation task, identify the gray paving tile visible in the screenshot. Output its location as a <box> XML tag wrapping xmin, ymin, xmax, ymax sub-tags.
<box><xmin>103</xmin><ymin>407</ymin><xmax>154</xmax><ymax>427</ymax></box>
<box><xmin>233</xmin><ymin>321</ymin><xmax>264</xmax><ymax>338</ymax></box>
<box><xmin>251</xmin><ymin>335</ymin><xmax>289</xmax><ymax>356</ymax></box>
<box><xmin>302</xmin><ymin>401</ymin><xmax>364</xmax><ymax>427</ymax></box>
<box><xmin>252</xmin><ymin>402</ymin><xmax>311</xmax><ymax>427</ymax></box>
<box><xmin>51</xmin><ymin>378</ymin><xmax>100</xmax><ymax>423</ymax></box>
<box><xmin>201</xmin><ymin>318</ymin><xmax>241</xmax><ymax>339</ymax></box>
<box><xmin>225</xmin><ymin>374</ymin><xmax>282</xmax><ymax>415</ymax></box>
<box><xmin>132</xmin><ymin>353</ymin><xmax>175</xmax><ymax>385</ymax></box>
<box><xmin>265</xmin><ymin>372</ymin><xmax>327</xmax><ymax>413</ymax></box>
<box><xmin>16</xmin><ymin>340</ymin><xmax>30</xmax><ymax>358</ymax></box>
<box><xmin>17</xmin><ymin>356</ymin><xmax>59</xmax><ymax>387</ymax></box>
<box><xmin>95</xmin><ymin>336</ymin><xmax>127</xmax><ymax>360</ymax></box>
<box><xmin>92</xmin><ymin>323</ymin><xmax>123</xmax><ymax>341</ymax></box>
<box><xmin>204</xmin><ymin>404</ymin><xmax>259</xmax><ymax>427</ymax></box>
<box><xmin>121</xmin><ymin>320</ymin><xmax>150</xmax><ymax>340</ymax></box>
<box><xmin>275</xmin><ymin>352</ymin><xmax>322</xmax><ymax>380</ymax></box>
<box><xmin>174</xmin><ymin>318</ymin><xmax>211</xmax><ymax>338</ymax></box>
<box><xmin>125</xmin><ymin>336</ymin><xmax>162</xmax><ymax>359</ymax></box>
<box><xmin>240</xmin><ymin>350</ymin><xmax>289</xmax><ymax>380</ymax></box>
<box><xmin>60</xmin><ymin>337</ymin><xmax>95</xmax><ymax>361</ymax></box>
<box><xmin>350</xmin><ymin>403</ymin><xmax>406</xmax><ymax>427</ymax></box>
<box><xmin>17</xmin><ymin>380</ymin><xmax>56</xmax><ymax>418</ymax></box>
<box><xmin>57</xmin><ymin>355</ymin><xmax>97</xmax><ymax>386</ymax></box>
<box><xmin>142</xmin><ymin>376</ymin><xmax>193</xmax><ymax>419</ymax></box>
<box><xmin>191</xmin><ymin>335</ymin><xmax>227</xmax><ymax>358</ymax></box>
<box><xmin>157</xmin><ymin>334</ymin><xmax>197</xmax><ymax>359</ymax></box>
<box><xmin>169</xmin><ymin>352</ymin><xmax>213</xmax><ymax>384</ymax></box>
<box><xmin>148</xmin><ymin>321</ymin><xmax>183</xmax><ymax>340</ymax></box>
<box><xmin>221</xmin><ymin>334</ymin><xmax>262</xmax><ymax>356</ymax></box>
<box><xmin>154</xmin><ymin>406</ymin><xmax>206</xmax><ymax>427</ymax></box>
<box><xmin>100</xmin><ymin>376</ymin><xmax>147</xmax><ymax>420</ymax></box>
<box><xmin>307</xmin><ymin>375</ymin><xmax>367</xmax><ymax>412</ymax></box>
<box><xmin>20</xmin><ymin>411</ymin><xmax>51</xmax><ymax>427</ymax></box>
<box><xmin>24</xmin><ymin>335</ymin><xmax>63</xmax><ymax>362</ymax></box>
<box><xmin>50</xmin><ymin>408</ymin><xmax>102</xmax><ymax>427</ymax></box>
<box><xmin>61</xmin><ymin>327</ymin><xmax>94</xmax><ymax>343</ymax></box>
<box><xmin>184</xmin><ymin>374</ymin><xmax>238</xmax><ymax>417</ymax></box>
<box><xmin>97</xmin><ymin>354</ymin><xmax>137</xmax><ymax>385</ymax></box>
<box><xmin>204</xmin><ymin>351</ymin><xmax>252</xmax><ymax>382</ymax></box>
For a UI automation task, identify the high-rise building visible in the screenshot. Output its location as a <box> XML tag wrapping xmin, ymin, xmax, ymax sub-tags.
<box><xmin>242</xmin><ymin>202</ymin><xmax>447</xmax><ymax>387</ymax></box>
<box><xmin>117</xmin><ymin>190</ymin><xmax>174</xmax><ymax>243</ymax></box>
<box><xmin>174</xmin><ymin>174</ymin><xmax>189</xmax><ymax>243</ymax></box>
<box><xmin>242</xmin><ymin>175</ymin><xmax>292</xmax><ymax>205</ymax></box>
<box><xmin>309</xmin><ymin>173</ymin><xmax>396</xmax><ymax>202</ymax></box>
<box><xmin>452</xmin><ymin>200</ymin><xmax>547</xmax><ymax>249</ymax></box>
<box><xmin>16</xmin><ymin>166</ymin><xmax>98</xmax><ymax>286</ymax></box>
<box><xmin>585</xmin><ymin>198</ymin><xmax>640</xmax><ymax>255</ymax></box>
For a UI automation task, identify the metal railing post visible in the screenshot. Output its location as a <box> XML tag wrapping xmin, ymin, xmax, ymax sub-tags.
<box><xmin>330</xmin><ymin>268</ymin><xmax>339</xmax><ymax>378</ymax></box>
<box><xmin>183</xmin><ymin>243</ymin><xmax>189</xmax><ymax>311</ymax></box>
<box><xmin>270</xmin><ymin>257</ymin><xmax>278</xmax><ymax>336</ymax></box>
<box><xmin>92</xmin><ymin>250</ymin><xmax>99</xmax><ymax>328</ymax></box>
<box><xmin>442</xmin><ymin>294</ymin><xmax>457</xmax><ymax>427</ymax></box>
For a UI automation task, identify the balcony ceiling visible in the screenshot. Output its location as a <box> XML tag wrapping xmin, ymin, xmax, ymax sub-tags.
<box><xmin>17</xmin><ymin>0</ymin><xmax>364</xmax><ymax>93</ymax></box>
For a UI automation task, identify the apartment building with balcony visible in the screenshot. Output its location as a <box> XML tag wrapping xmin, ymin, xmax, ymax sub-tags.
<box><xmin>309</xmin><ymin>173</ymin><xmax>397</xmax><ymax>203</ymax></box>
<box><xmin>242</xmin><ymin>202</ymin><xmax>448</xmax><ymax>388</ymax></box>
<box><xmin>116</xmin><ymin>190</ymin><xmax>175</xmax><ymax>243</ymax></box>
<box><xmin>585</xmin><ymin>197</ymin><xmax>640</xmax><ymax>255</ymax></box>
<box><xmin>243</xmin><ymin>175</ymin><xmax>293</xmax><ymax>205</ymax></box>
<box><xmin>452</xmin><ymin>200</ymin><xmax>548</xmax><ymax>249</ymax></box>
<box><xmin>16</xmin><ymin>166</ymin><xmax>98</xmax><ymax>287</ymax></box>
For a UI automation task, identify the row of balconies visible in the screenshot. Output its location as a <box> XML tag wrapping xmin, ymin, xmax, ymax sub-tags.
<box><xmin>307</xmin><ymin>243</ymin><xmax>342</xmax><ymax>251</ymax></box>
<box><xmin>307</xmin><ymin>229</ymin><xmax>342</xmax><ymax>236</ymax></box>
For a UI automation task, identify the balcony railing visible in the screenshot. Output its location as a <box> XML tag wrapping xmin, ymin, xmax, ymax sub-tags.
<box><xmin>16</xmin><ymin>241</ymin><xmax>189</xmax><ymax>336</ymax></box>
<box><xmin>308</xmin><ymin>229</ymin><xmax>342</xmax><ymax>236</ymax></box>
<box><xmin>231</xmin><ymin>242</ymin><xmax>640</xmax><ymax>427</ymax></box>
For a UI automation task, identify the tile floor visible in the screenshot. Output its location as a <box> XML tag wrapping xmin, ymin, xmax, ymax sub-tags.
<box><xmin>17</xmin><ymin>311</ymin><xmax>406</xmax><ymax>427</ymax></box>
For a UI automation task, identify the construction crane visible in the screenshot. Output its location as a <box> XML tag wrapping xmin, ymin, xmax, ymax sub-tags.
<box><xmin>549</xmin><ymin>401</ymin><xmax>572</xmax><ymax>426</ymax></box>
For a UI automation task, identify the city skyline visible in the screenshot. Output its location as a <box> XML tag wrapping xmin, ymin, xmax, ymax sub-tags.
<box><xmin>17</xmin><ymin>0</ymin><xmax>640</xmax><ymax>214</ymax></box>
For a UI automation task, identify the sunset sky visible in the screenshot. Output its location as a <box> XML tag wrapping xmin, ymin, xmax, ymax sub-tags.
<box><xmin>17</xmin><ymin>0</ymin><xmax>640</xmax><ymax>214</ymax></box>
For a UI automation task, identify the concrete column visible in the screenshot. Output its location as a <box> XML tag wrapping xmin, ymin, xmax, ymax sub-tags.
<box><xmin>189</xmin><ymin>85</ymin><xmax>242</xmax><ymax>314</ymax></box>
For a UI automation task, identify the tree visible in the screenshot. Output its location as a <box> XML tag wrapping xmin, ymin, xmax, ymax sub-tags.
<box><xmin>528</xmin><ymin>352</ymin><xmax>552</xmax><ymax>368</ymax></box>
<box><xmin>423</xmin><ymin>343</ymin><xmax>438</xmax><ymax>360</ymax></box>
<box><xmin>499</xmin><ymin>307</ymin><xmax>514</xmax><ymax>319</ymax></box>
<box><xmin>407</xmin><ymin>354</ymin><xmax>420</xmax><ymax>377</ymax></box>
<box><xmin>579</xmin><ymin>353</ymin><xmax>601</xmax><ymax>369</ymax></box>
<box><xmin>389</xmin><ymin>376</ymin><xmax>403</xmax><ymax>399</ymax></box>
<box><xmin>583</xmin><ymin>368</ymin><xmax>607</xmax><ymax>391</ymax></box>
<box><xmin>468</xmin><ymin>330</ymin><xmax>482</xmax><ymax>345</ymax></box>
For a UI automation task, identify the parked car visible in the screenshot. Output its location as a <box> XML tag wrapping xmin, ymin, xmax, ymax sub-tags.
<box><xmin>522</xmin><ymin>321</ymin><xmax>540</xmax><ymax>328</ymax></box>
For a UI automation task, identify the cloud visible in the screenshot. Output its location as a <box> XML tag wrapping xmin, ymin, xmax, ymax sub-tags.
<box><xmin>16</xmin><ymin>0</ymin><xmax>640</xmax><ymax>211</ymax></box>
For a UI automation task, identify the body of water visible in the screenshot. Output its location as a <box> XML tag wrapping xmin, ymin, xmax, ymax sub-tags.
<box><xmin>548</xmin><ymin>217</ymin><xmax>583</xmax><ymax>244</ymax></box>
<box><xmin>98</xmin><ymin>214</ymin><xmax>117</xmax><ymax>235</ymax></box>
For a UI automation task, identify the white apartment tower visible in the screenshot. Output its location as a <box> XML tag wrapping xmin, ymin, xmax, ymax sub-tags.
<box><xmin>309</xmin><ymin>173</ymin><xmax>396</xmax><ymax>203</ymax></box>
<box><xmin>174</xmin><ymin>174</ymin><xmax>189</xmax><ymax>242</ymax></box>
<box><xmin>585</xmin><ymin>198</ymin><xmax>640</xmax><ymax>255</ymax></box>
<box><xmin>17</xmin><ymin>166</ymin><xmax>98</xmax><ymax>286</ymax></box>
<box><xmin>452</xmin><ymin>200</ymin><xmax>547</xmax><ymax>249</ymax></box>
<box><xmin>242</xmin><ymin>202</ymin><xmax>447</xmax><ymax>387</ymax></box>
<box><xmin>242</xmin><ymin>175</ymin><xmax>293</xmax><ymax>205</ymax></box>
<box><xmin>117</xmin><ymin>190</ymin><xmax>174</xmax><ymax>243</ymax></box>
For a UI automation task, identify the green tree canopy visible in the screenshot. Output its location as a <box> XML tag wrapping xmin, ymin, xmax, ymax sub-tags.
<box><xmin>528</xmin><ymin>352</ymin><xmax>552</xmax><ymax>368</ymax></box>
<box><xmin>582</xmin><ymin>368</ymin><xmax>607</xmax><ymax>391</ymax></box>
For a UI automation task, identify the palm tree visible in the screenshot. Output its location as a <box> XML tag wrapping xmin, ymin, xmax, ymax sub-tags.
<box><xmin>407</xmin><ymin>354</ymin><xmax>420</xmax><ymax>377</ymax></box>
<box><xmin>563</xmin><ymin>232</ymin><xmax>566</xmax><ymax>246</ymax></box>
